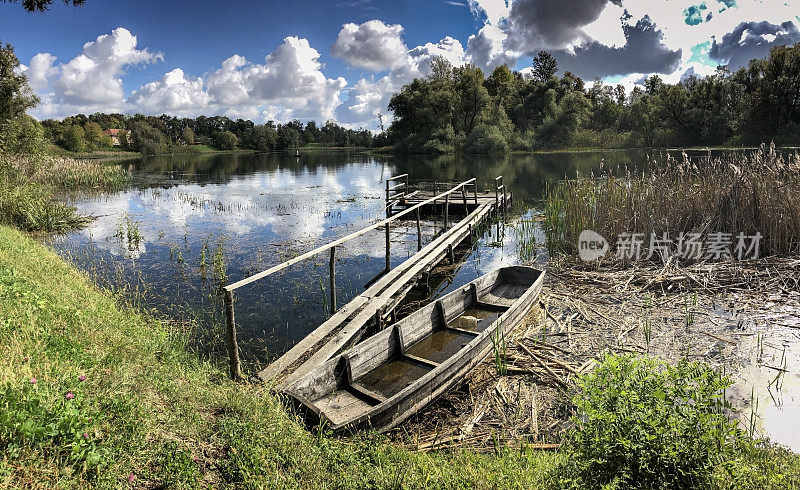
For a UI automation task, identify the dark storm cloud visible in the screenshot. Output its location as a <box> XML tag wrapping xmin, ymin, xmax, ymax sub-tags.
<box><xmin>505</xmin><ymin>0</ymin><xmax>623</xmax><ymax>51</ymax></box>
<box><xmin>710</xmin><ymin>20</ymin><xmax>800</xmax><ymax>69</ymax></box>
<box><xmin>551</xmin><ymin>16</ymin><xmax>682</xmax><ymax>79</ymax></box>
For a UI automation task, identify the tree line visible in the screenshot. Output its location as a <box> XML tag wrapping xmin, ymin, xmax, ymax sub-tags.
<box><xmin>3</xmin><ymin>38</ymin><xmax>800</xmax><ymax>157</ymax></box>
<box><xmin>385</xmin><ymin>45</ymin><xmax>800</xmax><ymax>153</ymax></box>
<box><xmin>40</xmin><ymin>113</ymin><xmax>376</xmax><ymax>155</ymax></box>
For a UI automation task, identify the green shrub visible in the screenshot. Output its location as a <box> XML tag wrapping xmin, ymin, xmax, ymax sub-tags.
<box><xmin>212</xmin><ymin>130</ymin><xmax>238</xmax><ymax>150</ymax></box>
<box><xmin>0</xmin><ymin>116</ymin><xmax>47</xmax><ymax>155</ymax></box>
<box><xmin>464</xmin><ymin>124</ymin><xmax>509</xmax><ymax>154</ymax></box>
<box><xmin>561</xmin><ymin>354</ymin><xmax>742</xmax><ymax>489</ymax></box>
<box><xmin>130</xmin><ymin>121</ymin><xmax>168</xmax><ymax>155</ymax></box>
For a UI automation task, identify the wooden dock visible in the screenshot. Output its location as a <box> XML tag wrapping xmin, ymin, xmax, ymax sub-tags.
<box><xmin>221</xmin><ymin>176</ymin><xmax>511</xmax><ymax>384</ymax></box>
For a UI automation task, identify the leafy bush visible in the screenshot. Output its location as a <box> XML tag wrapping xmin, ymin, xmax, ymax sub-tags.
<box><xmin>464</xmin><ymin>124</ymin><xmax>509</xmax><ymax>154</ymax></box>
<box><xmin>130</xmin><ymin>121</ymin><xmax>167</xmax><ymax>155</ymax></box>
<box><xmin>0</xmin><ymin>116</ymin><xmax>47</xmax><ymax>155</ymax></box>
<box><xmin>561</xmin><ymin>354</ymin><xmax>742</xmax><ymax>489</ymax></box>
<box><xmin>212</xmin><ymin>130</ymin><xmax>238</xmax><ymax>150</ymax></box>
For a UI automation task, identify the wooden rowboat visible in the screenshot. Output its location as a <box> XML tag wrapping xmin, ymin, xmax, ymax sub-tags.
<box><xmin>282</xmin><ymin>265</ymin><xmax>544</xmax><ymax>433</ymax></box>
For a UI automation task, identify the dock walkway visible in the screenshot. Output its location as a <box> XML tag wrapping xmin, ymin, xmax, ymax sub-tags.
<box><xmin>221</xmin><ymin>176</ymin><xmax>510</xmax><ymax>385</ymax></box>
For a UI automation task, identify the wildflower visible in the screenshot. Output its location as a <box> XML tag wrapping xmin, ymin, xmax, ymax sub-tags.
<box><xmin>30</xmin><ymin>378</ymin><xmax>37</xmax><ymax>384</ymax></box>
<box><xmin>83</xmin><ymin>433</ymin><xmax>89</xmax><ymax>438</ymax></box>
<box><xmin>79</xmin><ymin>375</ymin><xmax>86</xmax><ymax>382</ymax></box>
<box><xmin>65</xmin><ymin>392</ymin><xmax>75</xmax><ymax>400</ymax></box>
<box><xmin>128</xmin><ymin>473</ymin><xmax>136</xmax><ymax>482</ymax></box>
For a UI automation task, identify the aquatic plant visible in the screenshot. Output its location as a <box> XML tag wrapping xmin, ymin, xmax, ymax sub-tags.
<box><xmin>544</xmin><ymin>145</ymin><xmax>800</xmax><ymax>259</ymax></box>
<box><xmin>490</xmin><ymin>327</ymin><xmax>507</xmax><ymax>376</ymax></box>
<box><xmin>0</xmin><ymin>154</ymin><xmax>129</xmax><ymax>232</ymax></box>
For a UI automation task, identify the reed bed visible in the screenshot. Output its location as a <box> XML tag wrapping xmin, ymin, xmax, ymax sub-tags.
<box><xmin>544</xmin><ymin>143</ymin><xmax>800</xmax><ymax>258</ymax></box>
<box><xmin>0</xmin><ymin>154</ymin><xmax>130</xmax><ymax>232</ymax></box>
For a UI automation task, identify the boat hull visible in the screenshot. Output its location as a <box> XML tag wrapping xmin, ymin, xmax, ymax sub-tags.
<box><xmin>283</xmin><ymin>266</ymin><xmax>545</xmax><ymax>433</ymax></box>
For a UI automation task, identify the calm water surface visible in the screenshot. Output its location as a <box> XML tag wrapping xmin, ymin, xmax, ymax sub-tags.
<box><xmin>46</xmin><ymin>148</ymin><xmax>800</xmax><ymax>450</ymax></box>
<box><xmin>50</xmin><ymin>150</ymin><xmax>652</xmax><ymax>364</ymax></box>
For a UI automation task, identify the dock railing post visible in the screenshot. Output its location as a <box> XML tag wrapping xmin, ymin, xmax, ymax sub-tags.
<box><xmin>385</xmin><ymin>220</ymin><xmax>391</xmax><ymax>272</ymax></box>
<box><xmin>223</xmin><ymin>288</ymin><xmax>241</xmax><ymax>380</ymax></box>
<box><xmin>444</xmin><ymin>192</ymin><xmax>449</xmax><ymax>230</ymax></box>
<box><xmin>329</xmin><ymin>246</ymin><xmax>337</xmax><ymax>313</ymax></box>
<box><xmin>472</xmin><ymin>181</ymin><xmax>478</xmax><ymax>206</ymax></box>
<box><xmin>494</xmin><ymin>180</ymin><xmax>499</xmax><ymax>219</ymax></box>
<box><xmin>433</xmin><ymin>181</ymin><xmax>438</xmax><ymax>213</ymax></box>
<box><xmin>385</xmin><ymin>179</ymin><xmax>391</xmax><ymax>217</ymax></box>
<box><xmin>461</xmin><ymin>185</ymin><xmax>468</xmax><ymax>215</ymax></box>
<box><xmin>416</xmin><ymin>207</ymin><xmax>422</xmax><ymax>251</ymax></box>
<box><xmin>385</xmin><ymin>179</ymin><xmax>391</xmax><ymax>271</ymax></box>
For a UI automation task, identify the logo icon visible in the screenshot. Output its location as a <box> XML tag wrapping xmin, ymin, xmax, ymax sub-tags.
<box><xmin>578</xmin><ymin>230</ymin><xmax>609</xmax><ymax>262</ymax></box>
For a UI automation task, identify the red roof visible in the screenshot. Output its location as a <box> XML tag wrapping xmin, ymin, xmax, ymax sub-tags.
<box><xmin>103</xmin><ymin>129</ymin><xmax>122</xmax><ymax>136</ymax></box>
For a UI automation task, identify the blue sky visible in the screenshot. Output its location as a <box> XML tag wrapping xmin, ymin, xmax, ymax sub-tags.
<box><xmin>2</xmin><ymin>0</ymin><xmax>479</xmax><ymax>92</ymax></box>
<box><xmin>2</xmin><ymin>0</ymin><xmax>799</xmax><ymax>129</ymax></box>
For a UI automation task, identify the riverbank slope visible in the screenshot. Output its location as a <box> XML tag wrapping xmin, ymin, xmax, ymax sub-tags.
<box><xmin>0</xmin><ymin>224</ymin><xmax>562</xmax><ymax>487</ymax></box>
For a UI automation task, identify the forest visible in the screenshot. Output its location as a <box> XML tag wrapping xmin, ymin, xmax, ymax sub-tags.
<box><xmin>4</xmin><ymin>41</ymin><xmax>799</xmax><ymax>156</ymax></box>
<box><xmin>38</xmin><ymin>113</ymin><xmax>376</xmax><ymax>154</ymax></box>
<box><xmin>387</xmin><ymin>45</ymin><xmax>800</xmax><ymax>153</ymax></box>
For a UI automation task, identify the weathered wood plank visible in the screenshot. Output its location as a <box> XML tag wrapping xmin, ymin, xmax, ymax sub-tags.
<box><xmin>278</xmin><ymin>204</ymin><xmax>494</xmax><ymax>387</ymax></box>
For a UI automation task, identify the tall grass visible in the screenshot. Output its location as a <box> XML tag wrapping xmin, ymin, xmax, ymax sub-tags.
<box><xmin>0</xmin><ymin>154</ymin><xmax>130</xmax><ymax>232</ymax></box>
<box><xmin>544</xmin><ymin>143</ymin><xmax>800</xmax><ymax>259</ymax></box>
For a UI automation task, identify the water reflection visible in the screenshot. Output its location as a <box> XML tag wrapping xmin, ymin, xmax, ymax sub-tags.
<box><xmin>50</xmin><ymin>149</ymin><xmax>671</xmax><ymax>365</ymax></box>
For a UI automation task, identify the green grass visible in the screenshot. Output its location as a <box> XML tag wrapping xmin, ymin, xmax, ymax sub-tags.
<box><xmin>1</xmin><ymin>225</ymin><xmax>798</xmax><ymax>488</ymax></box>
<box><xmin>0</xmin><ymin>224</ymin><xmax>564</xmax><ymax>488</ymax></box>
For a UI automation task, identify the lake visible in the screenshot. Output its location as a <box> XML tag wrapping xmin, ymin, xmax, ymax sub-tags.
<box><xmin>47</xmin><ymin>149</ymin><xmax>654</xmax><ymax>366</ymax></box>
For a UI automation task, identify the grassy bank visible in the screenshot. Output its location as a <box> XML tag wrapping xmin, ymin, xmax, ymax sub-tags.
<box><xmin>2</xmin><ymin>225</ymin><xmax>800</xmax><ymax>487</ymax></box>
<box><xmin>0</xmin><ymin>224</ymin><xmax>564</xmax><ymax>487</ymax></box>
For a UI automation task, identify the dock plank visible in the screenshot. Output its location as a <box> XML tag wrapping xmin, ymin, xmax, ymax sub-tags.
<box><xmin>274</xmin><ymin>203</ymin><xmax>494</xmax><ymax>387</ymax></box>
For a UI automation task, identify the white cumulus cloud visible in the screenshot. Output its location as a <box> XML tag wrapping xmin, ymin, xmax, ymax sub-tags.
<box><xmin>468</xmin><ymin>0</ymin><xmax>512</xmax><ymax>26</ymax></box>
<box><xmin>206</xmin><ymin>36</ymin><xmax>347</xmax><ymax>122</ymax></box>
<box><xmin>127</xmin><ymin>68</ymin><xmax>211</xmax><ymax>115</ymax></box>
<box><xmin>336</xmin><ymin>35</ymin><xmax>467</xmax><ymax>129</ymax></box>
<box><xmin>331</xmin><ymin>20</ymin><xmax>408</xmax><ymax>71</ymax></box>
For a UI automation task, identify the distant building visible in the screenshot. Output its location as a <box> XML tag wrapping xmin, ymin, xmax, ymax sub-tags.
<box><xmin>102</xmin><ymin>128</ymin><xmax>125</xmax><ymax>146</ymax></box>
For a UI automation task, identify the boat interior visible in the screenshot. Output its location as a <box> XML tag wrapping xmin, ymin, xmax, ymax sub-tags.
<box><xmin>287</xmin><ymin>267</ymin><xmax>540</xmax><ymax>428</ymax></box>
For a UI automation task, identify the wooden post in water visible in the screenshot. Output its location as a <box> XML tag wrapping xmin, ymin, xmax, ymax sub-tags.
<box><xmin>329</xmin><ymin>246</ymin><xmax>337</xmax><ymax>313</ymax></box>
<box><xmin>223</xmin><ymin>289</ymin><xmax>241</xmax><ymax>380</ymax></box>
<box><xmin>385</xmin><ymin>221</ymin><xmax>391</xmax><ymax>271</ymax></box>
<box><xmin>416</xmin><ymin>207</ymin><xmax>422</xmax><ymax>251</ymax></box>
<box><xmin>494</xmin><ymin>181</ymin><xmax>499</xmax><ymax>220</ymax></box>
<box><xmin>385</xmin><ymin>179</ymin><xmax>391</xmax><ymax>217</ymax></box>
<box><xmin>444</xmin><ymin>192</ymin><xmax>449</xmax><ymax>230</ymax></box>
<box><xmin>385</xmin><ymin>179</ymin><xmax>391</xmax><ymax>272</ymax></box>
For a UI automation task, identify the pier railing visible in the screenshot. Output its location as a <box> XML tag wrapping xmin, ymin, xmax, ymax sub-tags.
<box><xmin>221</xmin><ymin>176</ymin><xmax>481</xmax><ymax>379</ymax></box>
